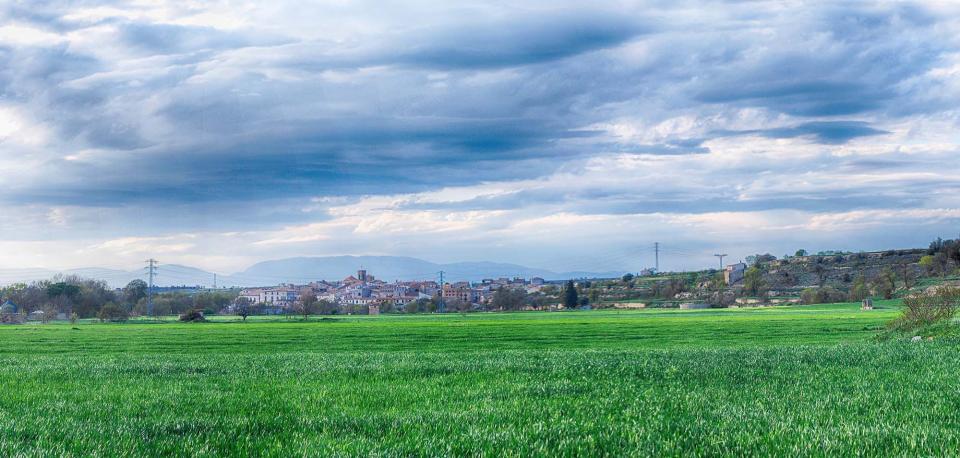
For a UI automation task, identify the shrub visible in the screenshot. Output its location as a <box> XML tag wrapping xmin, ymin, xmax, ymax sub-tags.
<box><xmin>179</xmin><ymin>309</ymin><xmax>206</xmax><ymax>322</ymax></box>
<box><xmin>800</xmin><ymin>287</ymin><xmax>845</xmax><ymax>305</ymax></box>
<box><xmin>97</xmin><ymin>303</ymin><xmax>129</xmax><ymax>322</ymax></box>
<box><xmin>889</xmin><ymin>287</ymin><xmax>960</xmax><ymax>334</ymax></box>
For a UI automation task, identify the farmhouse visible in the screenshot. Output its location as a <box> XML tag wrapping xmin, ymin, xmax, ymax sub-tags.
<box><xmin>724</xmin><ymin>262</ymin><xmax>747</xmax><ymax>285</ymax></box>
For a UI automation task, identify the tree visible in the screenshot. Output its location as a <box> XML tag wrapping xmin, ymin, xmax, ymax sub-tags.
<box><xmin>621</xmin><ymin>273</ymin><xmax>634</xmax><ymax>283</ymax></box>
<box><xmin>40</xmin><ymin>305</ymin><xmax>58</xmax><ymax>323</ymax></box>
<box><xmin>234</xmin><ymin>297</ymin><xmax>252</xmax><ymax>321</ymax></box>
<box><xmin>46</xmin><ymin>281</ymin><xmax>81</xmax><ymax>300</ymax></box>
<box><xmin>492</xmin><ymin>287</ymin><xmax>527</xmax><ymax>311</ymax></box>
<box><xmin>562</xmin><ymin>280</ymin><xmax>579</xmax><ymax>310</ymax></box>
<box><xmin>849</xmin><ymin>275</ymin><xmax>869</xmax><ymax>302</ymax></box>
<box><xmin>450</xmin><ymin>298</ymin><xmax>471</xmax><ymax>313</ymax></box>
<box><xmin>316</xmin><ymin>299</ymin><xmax>337</xmax><ymax>315</ymax></box>
<box><xmin>746</xmin><ymin>253</ymin><xmax>777</xmax><ymax>267</ymax></box>
<box><xmin>795</xmin><ymin>249</ymin><xmax>808</xmax><ymax>257</ymax></box>
<box><xmin>742</xmin><ymin>266</ymin><xmax>768</xmax><ymax>298</ymax></box>
<box><xmin>928</xmin><ymin>237</ymin><xmax>945</xmax><ymax>255</ymax></box>
<box><xmin>194</xmin><ymin>291</ymin><xmax>234</xmax><ymax>315</ymax></box>
<box><xmin>899</xmin><ymin>263</ymin><xmax>916</xmax><ymax>290</ymax></box>
<box><xmin>708</xmin><ymin>273</ymin><xmax>725</xmax><ymax>293</ymax></box>
<box><xmin>46</xmin><ymin>281</ymin><xmax>81</xmax><ymax>316</ymax></box>
<box><xmin>74</xmin><ymin>278</ymin><xmax>115</xmax><ymax>318</ymax></box>
<box><xmin>294</xmin><ymin>294</ymin><xmax>319</xmax><ymax>320</ymax></box>
<box><xmin>404</xmin><ymin>299</ymin><xmax>421</xmax><ymax>314</ymax></box>
<box><xmin>919</xmin><ymin>255</ymin><xmax>937</xmax><ymax>276</ymax></box>
<box><xmin>947</xmin><ymin>239</ymin><xmax>960</xmax><ymax>266</ymax></box>
<box><xmin>134</xmin><ymin>292</ymin><xmax>192</xmax><ymax>317</ymax></box>
<box><xmin>97</xmin><ymin>302</ymin><xmax>129</xmax><ymax>322</ymax></box>
<box><xmin>1</xmin><ymin>283</ymin><xmax>28</xmax><ymax>308</ymax></box>
<box><xmin>588</xmin><ymin>288</ymin><xmax>601</xmax><ymax>305</ymax></box>
<box><xmin>872</xmin><ymin>268</ymin><xmax>897</xmax><ymax>300</ymax></box>
<box><xmin>934</xmin><ymin>252</ymin><xmax>952</xmax><ymax>277</ymax></box>
<box><xmin>123</xmin><ymin>279</ymin><xmax>148</xmax><ymax>306</ymax></box>
<box><xmin>800</xmin><ymin>287</ymin><xmax>845</xmax><ymax>305</ymax></box>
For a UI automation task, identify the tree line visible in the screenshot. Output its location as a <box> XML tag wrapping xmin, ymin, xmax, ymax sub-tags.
<box><xmin>0</xmin><ymin>276</ymin><xmax>237</xmax><ymax>322</ymax></box>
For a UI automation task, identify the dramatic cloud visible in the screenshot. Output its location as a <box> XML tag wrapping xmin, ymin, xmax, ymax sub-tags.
<box><xmin>0</xmin><ymin>0</ymin><xmax>958</xmax><ymax>274</ymax></box>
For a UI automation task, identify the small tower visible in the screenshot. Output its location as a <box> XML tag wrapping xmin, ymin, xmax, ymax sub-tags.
<box><xmin>861</xmin><ymin>298</ymin><xmax>874</xmax><ymax>310</ymax></box>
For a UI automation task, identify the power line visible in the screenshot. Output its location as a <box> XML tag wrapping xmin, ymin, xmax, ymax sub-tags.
<box><xmin>145</xmin><ymin>259</ymin><xmax>158</xmax><ymax>317</ymax></box>
<box><xmin>655</xmin><ymin>242</ymin><xmax>659</xmax><ymax>272</ymax></box>
<box><xmin>437</xmin><ymin>270</ymin><xmax>445</xmax><ymax>313</ymax></box>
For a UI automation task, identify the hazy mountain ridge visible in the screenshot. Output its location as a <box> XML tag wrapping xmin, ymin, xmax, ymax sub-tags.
<box><xmin>229</xmin><ymin>256</ymin><xmax>623</xmax><ymax>285</ymax></box>
<box><xmin>0</xmin><ymin>256</ymin><xmax>623</xmax><ymax>288</ymax></box>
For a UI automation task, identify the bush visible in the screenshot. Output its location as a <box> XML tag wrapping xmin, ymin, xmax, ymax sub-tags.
<box><xmin>800</xmin><ymin>287</ymin><xmax>846</xmax><ymax>305</ymax></box>
<box><xmin>889</xmin><ymin>287</ymin><xmax>960</xmax><ymax>334</ymax></box>
<box><xmin>179</xmin><ymin>309</ymin><xmax>206</xmax><ymax>322</ymax></box>
<box><xmin>97</xmin><ymin>303</ymin><xmax>129</xmax><ymax>322</ymax></box>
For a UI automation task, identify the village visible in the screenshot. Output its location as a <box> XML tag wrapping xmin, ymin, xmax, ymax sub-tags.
<box><xmin>0</xmin><ymin>240</ymin><xmax>956</xmax><ymax>324</ymax></box>
<box><xmin>234</xmin><ymin>269</ymin><xmax>551</xmax><ymax>315</ymax></box>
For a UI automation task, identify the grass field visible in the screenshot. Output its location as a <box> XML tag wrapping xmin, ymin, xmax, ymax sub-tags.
<box><xmin>2</xmin><ymin>302</ymin><xmax>959</xmax><ymax>455</ymax></box>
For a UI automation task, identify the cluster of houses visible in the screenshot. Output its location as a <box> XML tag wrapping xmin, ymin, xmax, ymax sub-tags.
<box><xmin>236</xmin><ymin>269</ymin><xmax>548</xmax><ymax>312</ymax></box>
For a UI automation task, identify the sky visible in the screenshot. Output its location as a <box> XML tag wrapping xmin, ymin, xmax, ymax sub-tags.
<box><xmin>0</xmin><ymin>0</ymin><xmax>959</xmax><ymax>275</ymax></box>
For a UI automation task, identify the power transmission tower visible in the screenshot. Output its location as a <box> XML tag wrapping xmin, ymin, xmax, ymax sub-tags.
<box><xmin>145</xmin><ymin>259</ymin><xmax>158</xmax><ymax>317</ymax></box>
<box><xmin>654</xmin><ymin>242</ymin><xmax>660</xmax><ymax>273</ymax></box>
<box><xmin>437</xmin><ymin>270</ymin><xmax>445</xmax><ymax>313</ymax></box>
<box><xmin>713</xmin><ymin>253</ymin><xmax>727</xmax><ymax>269</ymax></box>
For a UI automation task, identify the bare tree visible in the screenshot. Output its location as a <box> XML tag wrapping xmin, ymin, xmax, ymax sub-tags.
<box><xmin>235</xmin><ymin>297</ymin><xmax>252</xmax><ymax>321</ymax></box>
<box><xmin>294</xmin><ymin>294</ymin><xmax>319</xmax><ymax>321</ymax></box>
<box><xmin>899</xmin><ymin>263</ymin><xmax>916</xmax><ymax>290</ymax></box>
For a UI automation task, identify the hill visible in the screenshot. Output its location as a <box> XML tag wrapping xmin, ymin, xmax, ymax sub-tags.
<box><xmin>225</xmin><ymin>256</ymin><xmax>623</xmax><ymax>286</ymax></box>
<box><xmin>0</xmin><ymin>257</ymin><xmax>623</xmax><ymax>288</ymax></box>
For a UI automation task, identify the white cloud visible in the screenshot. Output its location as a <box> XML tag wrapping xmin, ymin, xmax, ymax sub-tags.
<box><xmin>0</xmin><ymin>0</ymin><xmax>956</xmax><ymax>274</ymax></box>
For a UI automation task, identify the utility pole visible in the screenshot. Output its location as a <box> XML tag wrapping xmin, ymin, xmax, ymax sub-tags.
<box><xmin>437</xmin><ymin>270</ymin><xmax>445</xmax><ymax>313</ymax></box>
<box><xmin>145</xmin><ymin>259</ymin><xmax>158</xmax><ymax>318</ymax></box>
<box><xmin>654</xmin><ymin>242</ymin><xmax>660</xmax><ymax>273</ymax></box>
<box><xmin>713</xmin><ymin>253</ymin><xmax>727</xmax><ymax>270</ymax></box>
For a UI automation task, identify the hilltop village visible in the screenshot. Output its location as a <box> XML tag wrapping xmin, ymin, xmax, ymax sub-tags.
<box><xmin>236</xmin><ymin>269</ymin><xmax>549</xmax><ymax>315</ymax></box>
<box><xmin>232</xmin><ymin>245</ymin><xmax>956</xmax><ymax>315</ymax></box>
<box><xmin>1</xmin><ymin>237</ymin><xmax>958</xmax><ymax>322</ymax></box>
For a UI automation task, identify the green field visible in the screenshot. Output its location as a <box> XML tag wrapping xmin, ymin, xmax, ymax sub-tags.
<box><xmin>2</xmin><ymin>303</ymin><xmax>959</xmax><ymax>455</ymax></box>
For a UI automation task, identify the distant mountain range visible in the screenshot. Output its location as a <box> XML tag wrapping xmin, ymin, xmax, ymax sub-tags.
<box><xmin>0</xmin><ymin>256</ymin><xmax>624</xmax><ymax>288</ymax></box>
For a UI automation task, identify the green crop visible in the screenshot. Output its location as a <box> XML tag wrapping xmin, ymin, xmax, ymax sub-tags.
<box><xmin>2</xmin><ymin>303</ymin><xmax>957</xmax><ymax>456</ymax></box>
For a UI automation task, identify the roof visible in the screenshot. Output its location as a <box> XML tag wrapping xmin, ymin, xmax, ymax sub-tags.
<box><xmin>0</xmin><ymin>300</ymin><xmax>18</xmax><ymax>313</ymax></box>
